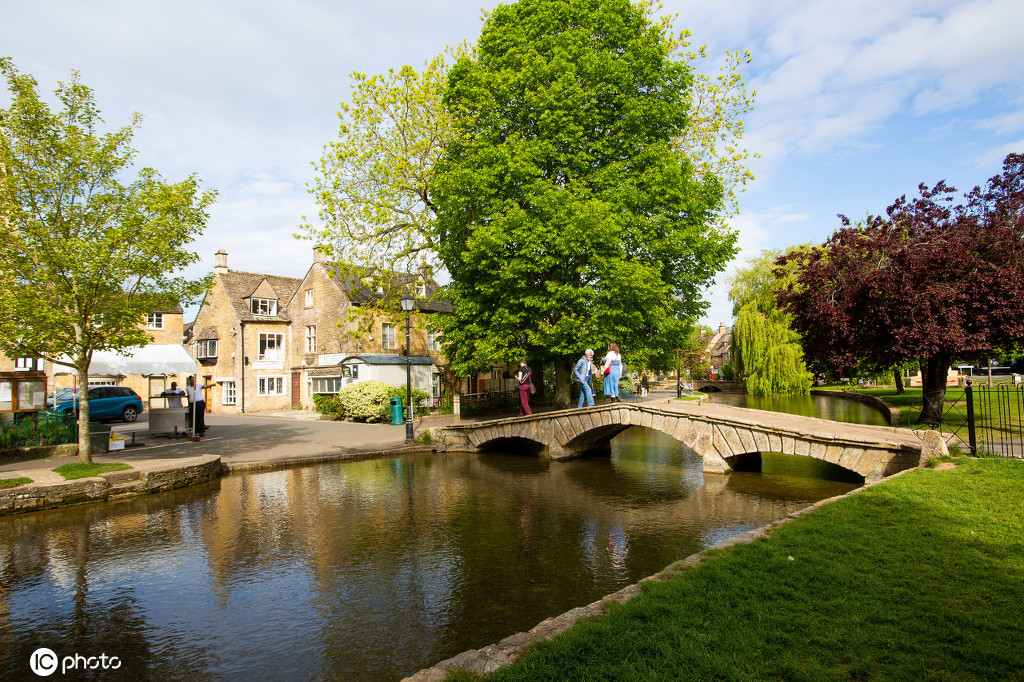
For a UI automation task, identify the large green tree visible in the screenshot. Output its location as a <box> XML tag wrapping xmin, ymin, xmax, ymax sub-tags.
<box><xmin>0</xmin><ymin>60</ymin><xmax>214</xmax><ymax>462</ymax></box>
<box><xmin>728</xmin><ymin>247</ymin><xmax>811</xmax><ymax>396</ymax></box>
<box><xmin>433</xmin><ymin>0</ymin><xmax>736</xmax><ymax>406</ymax></box>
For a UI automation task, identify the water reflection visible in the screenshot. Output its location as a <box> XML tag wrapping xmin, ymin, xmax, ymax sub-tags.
<box><xmin>709</xmin><ymin>392</ymin><xmax>890</xmax><ymax>426</ymax></box>
<box><xmin>0</xmin><ymin>428</ymin><xmax>858</xmax><ymax>681</ymax></box>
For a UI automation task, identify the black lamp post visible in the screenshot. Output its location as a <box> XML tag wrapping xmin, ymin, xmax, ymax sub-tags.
<box><xmin>400</xmin><ymin>291</ymin><xmax>415</xmax><ymax>443</ymax></box>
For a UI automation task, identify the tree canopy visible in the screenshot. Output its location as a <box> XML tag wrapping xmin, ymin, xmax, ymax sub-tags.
<box><xmin>777</xmin><ymin>153</ymin><xmax>1024</xmax><ymax>420</ymax></box>
<box><xmin>432</xmin><ymin>0</ymin><xmax>736</xmax><ymax>405</ymax></box>
<box><xmin>728</xmin><ymin>247</ymin><xmax>811</xmax><ymax>396</ymax></box>
<box><xmin>0</xmin><ymin>59</ymin><xmax>215</xmax><ymax>461</ymax></box>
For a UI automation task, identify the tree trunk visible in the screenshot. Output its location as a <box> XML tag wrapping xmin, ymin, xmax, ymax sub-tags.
<box><xmin>894</xmin><ymin>368</ymin><xmax>905</xmax><ymax>395</ymax></box>
<box><xmin>917</xmin><ymin>354</ymin><xmax>951</xmax><ymax>425</ymax></box>
<box><xmin>553</xmin><ymin>354</ymin><xmax>572</xmax><ymax>409</ymax></box>
<box><xmin>532</xmin><ymin>364</ymin><xmax>545</xmax><ymax>400</ymax></box>
<box><xmin>77</xmin><ymin>363</ymin><xmax>93</xmax><ymax>464</ymax></box>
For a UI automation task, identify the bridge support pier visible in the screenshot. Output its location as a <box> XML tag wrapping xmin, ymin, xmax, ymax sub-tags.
<box><xmin>701</xmin><ymin>450</ymin><xmax>733</xmax><ymax>475</ymax></box>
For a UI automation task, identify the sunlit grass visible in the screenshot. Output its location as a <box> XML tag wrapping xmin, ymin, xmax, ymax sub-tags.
<box><xmin>449</xmin><ymin>458</ymin><xmax>1024</xmax><ymax>681</ymax></box>
<box><xmin>52</xmin><ymin>462</ymin><xmax>131</xmax><ymax>480</ymax></box>
<box><xmin>0</xmin><ymin>477</ymin><xmax>32</xmax><ymax>489</ymax></box>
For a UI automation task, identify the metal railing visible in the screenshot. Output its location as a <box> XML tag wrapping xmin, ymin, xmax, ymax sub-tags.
<box><xmin>972</xmin><ymin>383</ymin><xmax>1023</xmax><ymax>458</ymax></box>
<box><xmin>0</xmin><ymin>411</ymin><xmax>79</xmax><ymax>450</ymax></box>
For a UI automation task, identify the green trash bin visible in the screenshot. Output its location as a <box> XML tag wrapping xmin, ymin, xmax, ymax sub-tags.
<box><xmin>390</xmin><ymin>397</ymin><xmax>404</xmax><ymax>425</ymax></box>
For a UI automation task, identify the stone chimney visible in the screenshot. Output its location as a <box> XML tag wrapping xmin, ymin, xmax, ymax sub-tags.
<box><xmin>314</xmin><ymin>244</ymin><xmax>329</xmax><ymax>264</ymax></box>
<box><xmin>719</xmin><ymin>322</ymin><xmax>727</xmax><ymax>335</ymax></box>
<box><xmin>418</xmin><ymin>262</ymin><xmax>433</xmax><ymax>281</ymax></box>
<box><xmin>214</xmin><ymin>249</ymin><xmax>228</xmax><ymax>275</ymax></box>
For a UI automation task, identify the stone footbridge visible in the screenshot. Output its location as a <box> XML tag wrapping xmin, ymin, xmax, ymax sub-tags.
<box><xmin>432</xmin><ymin>401</ymin><xmax>940</xmax><ymax>483</ymax></box>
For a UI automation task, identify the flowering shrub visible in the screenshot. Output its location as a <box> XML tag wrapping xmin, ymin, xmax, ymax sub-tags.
<box><xmin>338</xmin><ymin>380</ymin><xmax>394</xmax><ymax>422</ymax></box>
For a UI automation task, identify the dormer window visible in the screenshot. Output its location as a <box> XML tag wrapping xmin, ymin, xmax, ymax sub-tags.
<box><xmin>147</xmin><ymin>312</ymin><xmax>164</xmax><ymax>329</ymax></box>
<box><xmin>251</xmin><ymin>297</ymin><xmax>277</xmax><ymax>316</ymax></box>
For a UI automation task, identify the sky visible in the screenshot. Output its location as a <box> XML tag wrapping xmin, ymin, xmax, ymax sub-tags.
<box><xmin>4</xmin><ymin>0</ymin><xmax>1023</xmax><ymax>329</ymax></box>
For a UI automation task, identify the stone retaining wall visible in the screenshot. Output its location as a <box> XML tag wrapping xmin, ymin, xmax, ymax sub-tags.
<box><xmin>0</xmin><ymin>455</ymin><xmax>223</xmax><ymax>517</ymax></box>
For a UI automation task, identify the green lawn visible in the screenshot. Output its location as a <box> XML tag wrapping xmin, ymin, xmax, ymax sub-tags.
<box><xmin>52</xmin><ymin>462</ymin><xmax>131</xmax><ymax>480</ymax></box>
<box><xmin>826</xmin><ymin>384</ymin><xmax>1022</xmax><ymax>442</ymax></box>
<box><xmin>450</xmin><ymin>458</ymin><xmax>1024</xmax><ymax>681</ymax></box>
<box><xmin>0</xmin><ymin>477</ymin><xmax>32</xmax><ymax>489</ymax></box>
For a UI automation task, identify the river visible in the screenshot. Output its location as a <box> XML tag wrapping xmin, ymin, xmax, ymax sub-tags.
<box><xmin>0</xmin><ymin>427</ymin><xmax>861</xmax><ymax>680</ymax></box>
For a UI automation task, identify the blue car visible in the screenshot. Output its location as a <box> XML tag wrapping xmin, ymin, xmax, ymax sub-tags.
<box><xmin>54</xmin><ymin>386</ymin><xmax>144</xmax><ymax>423</ymax></box>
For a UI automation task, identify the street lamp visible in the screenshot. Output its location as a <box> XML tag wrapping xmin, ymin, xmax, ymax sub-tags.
<box><xmin>400</xmin><ymin>291</ymin><xmax>415</xmax><ymax>443</ymax></box>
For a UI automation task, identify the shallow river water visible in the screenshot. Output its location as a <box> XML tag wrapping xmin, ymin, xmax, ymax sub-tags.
<box><xmin>0</xmin><ymin>428</ymin><xmax>860</xmax><ymax>680</ymax></box>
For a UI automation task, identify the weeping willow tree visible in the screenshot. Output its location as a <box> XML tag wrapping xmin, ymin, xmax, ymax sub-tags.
<box><xmin>729</xmin><ymin>247</ymin><xmax>811</xmax><ymax>396</ymax></box>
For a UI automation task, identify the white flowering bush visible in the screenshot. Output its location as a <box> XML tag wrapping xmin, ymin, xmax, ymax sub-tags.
<box><xmin>337</xmin><ymin>380</ymin><xmax>394</xmax><ymax>422</ymax></box>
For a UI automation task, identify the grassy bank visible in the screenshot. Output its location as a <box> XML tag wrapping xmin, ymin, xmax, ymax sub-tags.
<box><xmin>451</xmin><ymin>458</ymin><xmax>1024</xmax><ymax>681</ymax></box>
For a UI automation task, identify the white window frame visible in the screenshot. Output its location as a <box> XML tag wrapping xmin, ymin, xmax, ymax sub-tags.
<box><xmin>222</xmin><ymin>381</ymin><xmax>237</xmax><ymax>405</ymax></box>
<box><xmin>382</xmin><ymin>323</ymin><xmax>396</xmax><ymax>350</ymax></box>
<box><xmin>427</xmin><ymin>330</ymin><xmax>441</xmax><ymax>351</ymax></box>
<box><xmin>146</xmin><ymin>312</ymin><xmax>164</xmax><ymax>329</ymax></box>
<box><xmin>258</xmin><ymin>333</ymin><xmax>285</xmax><ymax>361</ymax></box>
<box><xmin>311</xmin><ymin>376</ymin><xmax>342</xmax><ymax>394</ymax></box>
<box><xmin>251</xmin><ymin>297</ymin><xmax>277</xmax><ymax>317</ymax></box>
<box><xmin>197</xmin><ymin>339</ymin><xmax>218</xmax><ymax>359</ymax></box>
<box><xmin>304</xmin><ymin>289</ymin><xmax>314</xmax><ymax>307</ymax></box>
<box><xmin>305</xmin><ymin>325</ymin><xmax>317</xmax><ymax>354</ymax></box>
<box><xmin>14</xmin><ymin>357</ymin><xmax>40</xmax><ymax>370</ymax></box>
<box><xmin>257</xmin><ymin>376</ymin><xmax>286</xmax><ymax>396</ymax></box>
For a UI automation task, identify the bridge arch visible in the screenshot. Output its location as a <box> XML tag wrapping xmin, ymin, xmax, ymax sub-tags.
<box><xmin>434</xmin><ymin>404</ymin><xmax>929</xmax><ymax>483</ymax></box>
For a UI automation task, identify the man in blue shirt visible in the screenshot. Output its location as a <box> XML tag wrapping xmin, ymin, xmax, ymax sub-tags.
<box><xmin>573</xmin><ymin>349</ymin><xmax>596</xmax><ymax>408</ymax></box>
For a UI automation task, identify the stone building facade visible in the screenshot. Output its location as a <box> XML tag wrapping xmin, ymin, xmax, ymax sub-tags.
<box><xmin>191</xmin><ymin>248</ymin><xmax>454</xmax><ymax>415</ymax></box>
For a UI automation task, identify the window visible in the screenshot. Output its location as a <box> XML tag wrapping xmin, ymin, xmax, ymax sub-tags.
<box><xmin>14</xmin><ymin>357</ymin><xmax>40</xmax><ymax>371</ymax></box>
<box><xmin>311</xmin><ymin>376</ymin><xmax>342</xmax><ymax>394</ymax></box>
<box><xmin>305</xmin><ymin>289</ymin><xmax>314</xmax><ymax>307</ymax></box>
<box><xmin>222</xmin><ymin>381</ymin><xmax>237</xmax><ymax>405</ymax></box>
<box><xmin>305</xmin><ymin>325</ymin><xmax>317</xmax><ymax>354</ymax></box>
<box><xmin>258</xmin><ymin>333</ymin><xmax>284</xmax><ymax>361</ymax></box>
<box><xmin>427</xmin><ymin>330</ymin><xmax>441</xmax><ymax>351</ymax></box>
<box><xmin>257</xmin><ymin>376</ymin><xmax>286</xmax><ymax>396</ymax></box>
<box><xmin>382</xmin><ymin>323</ymin><xmax>396</xmax><ymax>350</ymax></box>
<box><xmin>146</xmin><ymin>312</ymin><xmax>164</xmax><ymax>329</ymax></box>
<box><xmin>251</xmin><ymin>297</ymin><xmax>277</xmax><ymax>316</ymax></box>
<box><xmin>197</xmin><ymin>339</ymin><xmax>218</xmax><ymax>359</ymax></box>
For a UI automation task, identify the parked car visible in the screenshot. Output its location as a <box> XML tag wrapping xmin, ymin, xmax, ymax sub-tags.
<box><xmin>53</xmin><ymin>386</ymin><xmax>144</xmax><ymax>422</ymax></box>
<box><xmin>46</xmin><ymin>386</ymin><xmax>77</xmax><ymax>409</ymax></box>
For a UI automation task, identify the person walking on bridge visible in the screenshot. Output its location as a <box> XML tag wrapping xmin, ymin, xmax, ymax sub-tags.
<box><xmin>514</xmin><ymin>359</ymin><xmax>533</xmax><ymax>416</ymax></box>
<box><xmin>602</xmin><ymin>343</ymin><xmax>622</xmax><ymax>402</ymax></box>
<box><xmin>574</xmin><ymin>349</ymin><xmax>596</xmax><ymax>408</ymax></box>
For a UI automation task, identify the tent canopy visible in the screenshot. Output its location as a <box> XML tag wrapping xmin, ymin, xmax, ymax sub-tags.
<box><xmin>55</xmin><ymin>344</ymin><xmax>197</xmax><ymax>376</ymax></box>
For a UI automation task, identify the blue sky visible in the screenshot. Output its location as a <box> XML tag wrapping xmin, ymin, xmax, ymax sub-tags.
<box><xmin>4</xmin><ymin>0</ymin><xmax>1023</xmax><ymax>328</ymax></box>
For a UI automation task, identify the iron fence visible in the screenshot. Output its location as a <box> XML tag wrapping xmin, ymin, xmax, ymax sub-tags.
<box><xmin>972</xmin><ymin>383</ymin><xmax>1024</xmax><ymax>458</ymax></box>
<box><xmin>0</xmin><ymin>411</ymin><xmax>79</xmax><ymax>451</ymax></box>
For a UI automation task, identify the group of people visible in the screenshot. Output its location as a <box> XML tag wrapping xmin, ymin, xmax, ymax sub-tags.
<box><xmin>159</xmin><ymin>376</ymin><xmax>211</xmax><ymax>435</ymax></box>
<box><xmin>512</xmin><ymin>343</ymin><xmax>625</xmax><ymax>416</ymax></box>
<box><xmin>573</xmin><ymin>343</ymin><xmax>623</xmax><ymax>408</ymax></box>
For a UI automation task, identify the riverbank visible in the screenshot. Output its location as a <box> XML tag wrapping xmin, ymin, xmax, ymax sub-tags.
<box><xmin>429</xmin><ymin>456</ymin><xmax>1024</xmax><ymax>681</ymax></box>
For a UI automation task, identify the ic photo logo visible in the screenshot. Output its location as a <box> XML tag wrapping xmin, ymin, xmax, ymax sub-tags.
<box><xmin>29</xmin><ymin>648</ymin><xmax>122</xmax><ymax>677</ymax></box>
<box><xmin>29</xmin><ymin>648</ymin><xmax>57</xmax><ymax>676</ymax></box>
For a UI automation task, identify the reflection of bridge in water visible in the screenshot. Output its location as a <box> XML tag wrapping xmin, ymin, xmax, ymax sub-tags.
<box><xmin>434</xmin><ymin>401</ymin><xmax>936</xmax><ymax>483</ymax></box>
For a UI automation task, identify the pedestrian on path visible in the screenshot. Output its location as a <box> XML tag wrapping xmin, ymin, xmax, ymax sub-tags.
<box><xmin>640</xmin><ymin>372</ymin><xmax>649</xmax><ymax>396</ymax></box>
<box><xmin>574</xmin><ymin>349</ymin><xmax>597</xmax><ymax>408</ymax></box>
<box><xmin>514</xmin><ymin>359</ymin><xmax>533</xmax><ymax>416</ymax></box>
<box><xmin>602</xmin><ymin>343</ymin><xmax>622</xmax><ymax>402</ymax></box>
<box><xmin>186</xmin><ymin>376</ymin><xmax>212</xmax><ymax>435</ymax></box>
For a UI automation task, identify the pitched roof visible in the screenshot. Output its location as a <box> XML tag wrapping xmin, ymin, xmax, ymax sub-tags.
<box><xmin>217</xmin><ymin>270</ymin><xmax>303</xmax><ymax>323</ymax></box>
<box><xmin>327</xmin><ymin>265</ymin><xmax>452</xmax><ymax>313</ymax></box>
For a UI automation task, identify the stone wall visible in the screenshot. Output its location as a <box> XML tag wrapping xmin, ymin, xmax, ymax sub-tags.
<box><xmin>0</xmin><ymin>455</ymin><xmax>223</xmax><ymax>517</ymax></box>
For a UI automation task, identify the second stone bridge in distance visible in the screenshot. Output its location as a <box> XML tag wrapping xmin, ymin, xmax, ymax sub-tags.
<box><xmin>431</xmin><ymin>401</ymin><xmax>939</xmax><ymax>483</ymax></box>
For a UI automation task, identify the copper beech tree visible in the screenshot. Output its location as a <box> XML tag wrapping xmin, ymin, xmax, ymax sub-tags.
<box><xmin>777</xmin><ymin>153</ymin><xmax>1024</xmax><ymax>423</ymax></box>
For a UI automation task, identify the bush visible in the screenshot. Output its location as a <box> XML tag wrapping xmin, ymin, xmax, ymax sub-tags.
<box><xmin>720</xmin><ymin>364</ymin><xmax>735</xmax><ymax>381</ymax></box>
<box><xmin>312</xmin><ymin>393</ymin><xmax>345</xmax><ymax>420</ymax></box>
<box><xmin>335</xmin><ymin>380</ymin><xmax>394</xmax><ymax>422</ymax></box>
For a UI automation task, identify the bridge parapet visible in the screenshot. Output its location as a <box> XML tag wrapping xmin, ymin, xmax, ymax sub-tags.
<box><xmin>432</xmin><ymin>403</ymin><xmax>936</xmax><ymax>483</ymax></box>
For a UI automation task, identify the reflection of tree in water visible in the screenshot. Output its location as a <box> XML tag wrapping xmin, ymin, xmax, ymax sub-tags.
<box><xmin>2</xmin><ymin>586</ymin><xmax>211</xmax><ymax>681</ymax></box>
